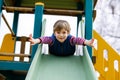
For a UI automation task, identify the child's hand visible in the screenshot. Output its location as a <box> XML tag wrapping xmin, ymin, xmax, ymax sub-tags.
<box><xmin>84</xmin><ymin>39</ymin><xmax>94</xmax><ymax>47</ymax></box>
<box><xmin>29</xmin><ymin>34</ymin><xmax>35</xmax><ymax>45</ymax></box>
<box><xmin>29</xmin><ymin>34</ymin><xmax>41</xmax><ymax>45</ymax></box>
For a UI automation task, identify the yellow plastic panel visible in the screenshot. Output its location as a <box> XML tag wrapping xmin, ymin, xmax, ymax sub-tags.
<box><xmin>93</xmin><ymin>30</ymin><xmax>120</xmax><ymax>80</ymax></box>
<box><xmin>0</xmin><ymin>34</ymin><xmax>15</xmax><ymax>61</ymax></box>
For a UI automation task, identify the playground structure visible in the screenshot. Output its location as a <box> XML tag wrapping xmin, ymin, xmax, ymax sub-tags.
<box><xmin>0</xmin><ymin>0</ymin><xmax>120</xmax><ymax>80</ymax></box>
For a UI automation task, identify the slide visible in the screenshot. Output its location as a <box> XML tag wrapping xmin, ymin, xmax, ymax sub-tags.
<box><xmin>25</xmin><ymin>18</ymin><xmax>97</xmax><ymax>80</ymax></box>
<box><xmin>25</xmin><ymin>45</ymin><xmax>98</xmax><ymax>80</ymax></box>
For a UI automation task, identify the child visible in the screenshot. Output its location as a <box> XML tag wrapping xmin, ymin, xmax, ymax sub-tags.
<box><xmin>29</xmin><ymin>20</ymin><xmax>94</xmax><ymax>56</ymax></box>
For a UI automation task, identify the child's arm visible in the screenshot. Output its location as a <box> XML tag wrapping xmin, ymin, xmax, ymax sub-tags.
<box><xmin>84</xmin><ymin>39</ymin><xmax>94</xmax><ymax>47</ymax></box>
<box><xmin>29</xmin><ymin>34</ymin><xmax>53</xmax><ymax>45</ymax></box>
<box><xmin>29</xmin><ymin>34</ymin><xmax>41</xmax><ymax>45</ymax></box>
<box><xmin>70</xmin><ymin>36</ymin><xmax>94</xmax><ymax>47</ymax></box>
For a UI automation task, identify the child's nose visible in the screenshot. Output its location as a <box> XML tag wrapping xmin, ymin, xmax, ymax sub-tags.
<box><xmin>60</xmin><ymin>33</ymin><xmax>63</xmax><ymax>36</ymax></box>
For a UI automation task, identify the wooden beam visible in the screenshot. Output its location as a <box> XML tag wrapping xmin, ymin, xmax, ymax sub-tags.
<box><xmin>3</xmin><ymin>6</ymin><xmax>84</xmax><ymax>16</ymax></box>
<box><xmin>0</xmin><ymin>52</ymin><xmax>31</xmax><ymax>57</ymax></box>
<box><xmin>44</xmin><ymin>8</ymin><xmax>84</xmax><ymax>16</ymax></box>
<box><xmin>3</xmin><ymin>6</ymin><xmax>34</xmax><ymax>13</ymax></box>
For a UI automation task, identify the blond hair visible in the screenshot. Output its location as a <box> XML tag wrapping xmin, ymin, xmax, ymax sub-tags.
<box><xmin>53</xmin><ymin>20</ymin><xmax>71</xmax><ymax>33</ymax></box>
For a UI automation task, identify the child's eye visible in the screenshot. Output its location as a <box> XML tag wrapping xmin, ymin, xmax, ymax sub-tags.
<box><xmin>63</xmin><ymin>31</ymin><xmax>67</xmax><ymax>34</ymax></box>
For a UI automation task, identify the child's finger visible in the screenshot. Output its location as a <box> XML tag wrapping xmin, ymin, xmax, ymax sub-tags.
<box><xmin>91</xmin><ymin>39</ymin><xmax>94</xmax><ymax>44</ymax></box>
<box><xmin>91</xmin><ymin>39</ymin><xmax>95</xmax><ymax>47</ymax></box>
<box><xmin>29</xmin><ymin>34</ymin><xmax>32</xmax><ymax>38</ymax></box>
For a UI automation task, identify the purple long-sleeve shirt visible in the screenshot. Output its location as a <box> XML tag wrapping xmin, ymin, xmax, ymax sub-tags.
<box><xmin>39</xmin><ymin>35</ymin><xmax>85</xmax><ymax>46</ymax></box>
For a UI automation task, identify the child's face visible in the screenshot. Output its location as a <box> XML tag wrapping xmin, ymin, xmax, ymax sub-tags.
<box><xmin>54</xmin><ymin>29</ymin><xmax>69</xmax><ymax>43</ymax></box>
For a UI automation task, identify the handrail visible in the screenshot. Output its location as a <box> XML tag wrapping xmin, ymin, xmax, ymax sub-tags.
<box><xmin>2</xmin><ymin>13</ymin><xmax>15</xmax><ymax>36</ymax></box>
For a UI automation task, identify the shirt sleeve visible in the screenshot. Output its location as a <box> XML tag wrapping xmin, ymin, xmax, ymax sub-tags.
<box><xmin>39</xmin><ymin>36</ymin><xmax>53</xmax><ymax>45</ymax></box>
<box><xmin>70</xmin><ymin>36</ymin><xmax>86</xmax><ymax>45</ymax></box>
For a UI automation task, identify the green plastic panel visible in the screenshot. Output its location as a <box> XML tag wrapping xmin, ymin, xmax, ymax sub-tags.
<box><xmin>4</xmin><ymin>0</ymin><xmax>84</xmax><ymax>10</ymax></box>
<box><xmin>25</xmin><ymin>45</ymin><xmax>98</xmax><ymax>80</ymax></box>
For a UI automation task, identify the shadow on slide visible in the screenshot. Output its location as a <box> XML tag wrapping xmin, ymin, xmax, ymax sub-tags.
<box><xmin>25</xmin><ymin>44</ymin><xmax>98</xmax><ymax>80</ymax></box>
